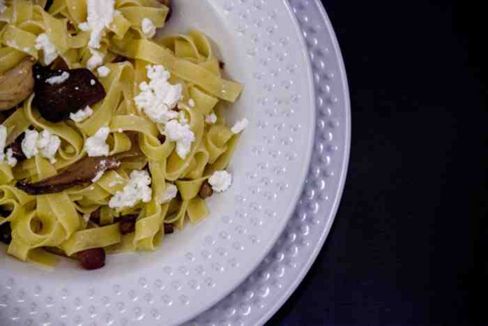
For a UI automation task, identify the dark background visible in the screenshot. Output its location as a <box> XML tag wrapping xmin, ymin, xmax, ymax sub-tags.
<box><xmin>269</xmin><ymin>0</ymin><xmax>487</xmax><ymax>325</ymax></box>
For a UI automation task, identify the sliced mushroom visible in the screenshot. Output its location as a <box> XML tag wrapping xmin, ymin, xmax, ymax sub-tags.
<box><xmin>0</xmin><ymin>57</ymin><xmax>35</xmax><ymax>111</ymax></box>
<box><xmin>16</xmin><ymin>156</ymin><xmax>120</xmax><ymax>195</ymax></box>
<box><xmin>33</xmin><ymin>65</ymin><xmax>106</xmax><ymax>122</ymax></box>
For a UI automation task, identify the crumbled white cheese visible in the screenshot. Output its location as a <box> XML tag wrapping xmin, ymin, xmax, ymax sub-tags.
<box><xmin>208</xmin><ymin>170</ymin><xmax>232</xmax><ymax>193</ymax></box>
<box><xmin>92</xmin><ymin>170</ymin><xmax>104</xmax><ymax>182</ymax></box>
<box><xmin>45</xmin><ymin>71</ymin><xmax>70</xmax><ymax>85</ymax></box>
<box><xmin>165</xmin><ymin>120</ymin><xmax>195</xmax><ymax>159</ymax></box>
<box><xmin>85</xmin><ymin>126</ymin><xmax>110</xmax><ymax>157</ymax></box>
<box><xmin>70</xmin><ymin>106</ymin><xmax>94</xmax><ymax>123</ymax></box>
<box><xmin>141</xmin><ymin>18</ymin><xmax>156</xmax><ymax>38</ymax></box>
<box><xmin>97</xmin><ymin>65</ymin><xmax>110</xmax><ymax>77</ymax></box>
<box><xmin>21</xmin><ymin>129</ymin><xmax>61</xmax><ymax>163</ymax></box>
<box><xmin>188</xmin><ymin>99</ymin><xmax>195</xmax><ymax>108</ymax></box>
<box><xmin>78</xmin><ymin>23</ymin><xmax>89</xmax><ymax>31</ymax></box>
<box><xmin>82</xmin><ymin>0</ymin><xmax>116</xmax><ymax>49</ymax></box>
<box><xmin>37</xmin><ymin>130</ymin><xmax>61</xmax><ymax>163</ymax></box>
<box><xmin>5</xmin><ymin>148</ymin><xmax>17</xmax><ymax>167</ymax></box>
<box><xmin>159</xmin><ymin>183</ymin><xmax>178</xmax><ymax>204</ymax></box>
<box><xmin>0</xmin><ymin>125</ymin><xmax>8</xmax><ymax>163</ymax></box>
<box><xmin>35</xmin><ymin>33</ymin><xmax>58</xmax><ymax>65</ymax></box>
<box><xmin>21</xmin><ymin>129</ymin><xmax>39</xmax><ymax>159</ymax></box>
<box><xmin>205</xmin><ymin>113</ymin><xmax>217</xmax><ymax>124</ymax></box>
<box><xmin>231</xmin><ymin>118</ymin><xmax>249</xmax><ymax>134</ymax></box>
<box><xmin>87</xmin><ymin>49</ymin><xmax>104</xmax><ymax>70</ymax></box>
<box><xmin>109</xmin><ymin>170</ymin><xmax>152</xmax><ymax>209</ymax></box>
<box><xmin>134</xmin><ymin>65</ymin><xmax>182</xmax><ymax>123</ymax></box>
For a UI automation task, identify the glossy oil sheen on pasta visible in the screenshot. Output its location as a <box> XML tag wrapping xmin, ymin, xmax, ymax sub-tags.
<box><xmin>0</xmin><ymin>0</ymin><xmax>243</xmax><ymax>267</ymax></box>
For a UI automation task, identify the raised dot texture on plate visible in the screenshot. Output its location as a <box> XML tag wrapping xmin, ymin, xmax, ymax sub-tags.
<box><xmin>0</xmin><ymin>0</ymin><xmax>349</xmax><ymax>325</ymax></box>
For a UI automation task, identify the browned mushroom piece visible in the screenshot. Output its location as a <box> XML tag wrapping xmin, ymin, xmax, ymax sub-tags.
<box><xmin>76</xmin><ymin>248</ymin><xmax>106</xmax><ymax>270</ymax></box>
<box><xmin>0</xmin><ymin>57</ymin><xmax>35</xmax><ymax>111</ymax></box>
<box><xmin>199</xmin><ymin>181</ymin><xmax>214</xmax><ymax>199</ymax></box>
<box><xmin>119</xmin><ymin>215</ymin><xmax>138</xmax><ymax>235</ymax></box>
<box><xmin>33</xmin><ymin>64</ymin><xmax>106</xmax><ymax>122</ymax></box>
<box><xmin>16</xmin><ymin>156</ymin><xmax>121</xmax><ymax>195</ymax></box>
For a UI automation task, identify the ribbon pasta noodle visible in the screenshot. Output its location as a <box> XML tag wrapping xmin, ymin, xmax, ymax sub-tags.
<box><xmin>0</xmin><ymin>0</ymin><xmax>244</xmax><ymax>269</ymax></box>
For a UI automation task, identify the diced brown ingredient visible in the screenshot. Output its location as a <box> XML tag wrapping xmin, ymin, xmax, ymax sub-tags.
<box><xmin>164</xmin><ymin>224</ymin><xmax>174</xmax><ymax>234</ymax></box>
<box><xmin>158</xmin><ymin>134</ymin><xmax>166</xmax><ymax>144</ymax></box>
<box><xmin>16</xmin><ymin>156</ymin><xmax>120</xmax><ymax>195</ymax></box>
<box><xmin>33</xmin><ymin>64</ymin><xmax>106</xmax><ymax>122</ymax></box>
<box><xmin>89</xmin><ymin>209</ymin><xmax>101</xmax><ymax>225</ymax></box>
<box><xmin>0</xmin><ymin>57</ymin><xmax>35</xmax><ymax>111</ymax></box>
<box><xmin>119</xmin><ymin>215</ymin><xmax>138</xmax><ymax>235</ymax></box>
<box><xmin>199</xmin><ymin>181</ymin><xmax>213</xmax><ymax>199</ymax></box>
<box><xmin>219</xmin><ymin>61</ymin><xmax>225</xmax><ymax>69</ymax></box>
<box><xmin>0</xmin><ymin>222</ymin><xmax>12</xmax><ymax>245</ymax></box>
<box><xmin>76</xmin><ymin>248</ymin><xmax>106</xmax><ymax>270</ymax></box>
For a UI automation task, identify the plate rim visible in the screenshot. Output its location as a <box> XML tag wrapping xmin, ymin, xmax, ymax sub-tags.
<box><xmin>189</xmin><ymin>0</ymin><xmax>351</xmax><ymax>324</ymax></box>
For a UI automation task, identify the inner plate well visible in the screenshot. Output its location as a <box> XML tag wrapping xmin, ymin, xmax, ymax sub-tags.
<box><xmin>0</xmin><ymin>1</ymin><xmax>315</xmax><ymax>325</ymax></box>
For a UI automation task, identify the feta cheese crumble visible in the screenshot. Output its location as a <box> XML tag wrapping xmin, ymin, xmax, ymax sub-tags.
<box><xmin>97</xmin><ymin>65</ymin><xmax>110</xmax><ymax>77</ymax></box>
<box><xmin>208</xmin><ymin>170</ymin><xmax>232</xmax><ymax>193</ymax></box>
<box><xmin>141</xmin><ymin>18</ymin><xmax>156</xmax><ymax>38</ymax></box>
<box><xmin>165</xmin><ymin>120</ymin><xmax>195</xmax><ymax>159</ymax></box>
<box><xmin>0</xmin><ymin>0</ymin><xmax>6</xmax><ymax>14</ymax></box>
<box><xmin>81</xmin><ymin>0</ymin><xmax>116</xmax><ymax>49</ymax></box>
<box><xmin>205</xmin><ymin>113</ymin><xmax>217</xmax><ymax>124</ymax></box>
<box><xmin>85</xmin><ymin>126</ymin><xmax>110</xmax><ymax>157</ymax></box>
<box><xmin>20</xmin><ymin>129</ymin><xmax>61</xmax><ymax>163</ymax></box>
<box><xmin>35</xmin><ymin>33</ymin><xmax>58</xmax><ymax>65</ymax></box>
<box><xmin>45</xmin><ymin>71</ymin><xmax>70</xmax><ymax>85</ymax></box>
<box><xmin>231</xmin><ymin>118</ymin><xmax>249</xmax><ymax>134</ymax></box>
<box><xmin>134</xmin><ymin>65</ymin><xmax>195</xmax><ymax>159</ymax></box>
<box><xmin>87</xmin><ymin>49</ymin><xmax>104</xmax><ymax>70</ymax></box>
<box><xmin>5</xmin><ymin>149</ymin><xmax>17</xmax><ymax>167</ymax></box>
<box><xmin>188</xmin><ymin>99</ymin><xmax>195</xmax><ymax>107</ymax></box>
<box><xmin>70</xmin><ymin>106</ymin><xmax>93</xmax><ymax>122</ymax></box>
<box><xmin>0</xmin><ymin>125</ymin><xmax>14</xmax><ymax>166</ymax></box>
<box><xmin>134</xmin><ymin>65</ymin><xmax>183</xmax><ymax>123</ymax></box>
<box><xmin>109</xmin><ymin>170</ymin><xmax>152</xmax><ymax>209</ymax></box>
<box><xmin>159</xmin><ymin>183</ymin><xmax>178</xmax><ymax>204</ymax></box>
<box><xmin>0</xmin><ymin>125</ymin><xmax>7</xmax><ymax>160</ymax></box>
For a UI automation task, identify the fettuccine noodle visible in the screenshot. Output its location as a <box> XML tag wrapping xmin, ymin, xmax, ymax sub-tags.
<box><xmin>0</xmin><ymin>0</ymin><xmax>244</xmax><ymax>269</ymax></box>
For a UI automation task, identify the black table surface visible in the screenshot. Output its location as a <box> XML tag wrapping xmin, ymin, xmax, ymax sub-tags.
<box><xmin>268</xmin><ymin>0</ymin><xmax>487</xmax><ymax>325</ymax></box>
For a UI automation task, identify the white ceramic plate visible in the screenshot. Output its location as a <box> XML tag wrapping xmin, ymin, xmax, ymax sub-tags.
<box><xmin>0</xmin><ymin>0</ymin><xmax>318</xmax><ymax>325</ymax></box>
<box><xmin>189</xmin><ymin>0</ymin><xmax>351</xmax><ymax>324</ymax></box>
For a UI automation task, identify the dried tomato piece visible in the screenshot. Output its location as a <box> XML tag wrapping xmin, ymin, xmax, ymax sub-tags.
<box><xmin>119</xmin><ymin>215</ymin><xmax>138</xmax><ymax>235</ymax></box>
<box><xmin>164</xmin><ymin>224</ymin><xmax>174</xmax><ymax>234</ymax></box>
<box><xmin>76</xmin><ymin>248</ymin><xmax>106</xmax><ymax>270</ymax></box>
<box><xmin>33</xmin><ymin>65</ymin><xmax>106</xmax><ymax>122</ymax></box>
<box><xmin>199</xmin><ymin>181</ymin><xmax>213</xmax><ymax>199</ymax></box>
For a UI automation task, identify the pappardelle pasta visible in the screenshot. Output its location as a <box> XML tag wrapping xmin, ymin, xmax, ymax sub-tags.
<box><xmin>0</xmin><ymin>0</ymin><xmax>246</xmax><ymax>269</ymax></box>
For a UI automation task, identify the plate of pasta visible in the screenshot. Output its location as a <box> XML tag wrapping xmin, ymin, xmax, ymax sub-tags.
<box><xmin>0</xmin><ymin>0</ymin><xmax>316</xmax><ymax>324</ymax></box>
